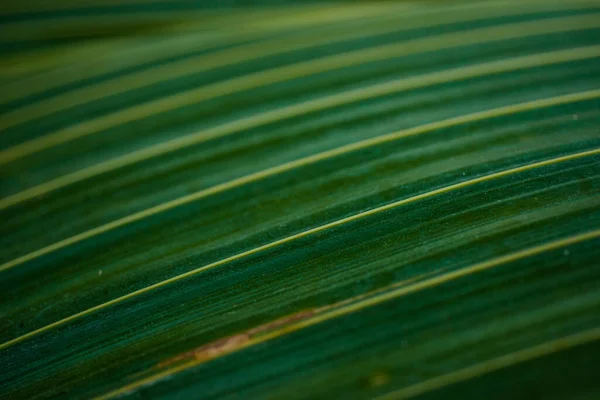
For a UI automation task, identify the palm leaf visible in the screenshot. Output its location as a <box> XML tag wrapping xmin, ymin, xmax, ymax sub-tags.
<box><xmin>1</xmin><ymin>1</ymin><xmax>600</xmax><ymax>398</ymax></box>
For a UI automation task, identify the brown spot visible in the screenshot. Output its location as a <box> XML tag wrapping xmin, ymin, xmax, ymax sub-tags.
<box><xmin>156</xmin><ymin>309</ymin><xmax>320</xmax><ymax>369</ymax></box>
<box><xmin>157</xmin><ymin>333</ymin><xmax>251</xmax><ymax>368</ymax></box>
<box><xmin>192</xmin><ymin>333</ymin><xmax>251</xmax><ymax>361</ymax></box>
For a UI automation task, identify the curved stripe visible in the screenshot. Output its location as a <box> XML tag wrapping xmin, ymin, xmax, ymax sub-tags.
<box><xmin>0</xmin><ymin>0</ymin><xmax>594</xmax><ymax>16</ymax></box>
<box><xmin>5</xmin><ymin>11</ymin><xmax>598</xmax><ymax>129</ymax></box>
<box><xmin>0</xmin><ymin>0</ymin><xmax>198</xmax><ymax>14</ymax></box>
<box><xmin>0</xmin><ymin>2</ymin><xmax>509</xmax><ymax>107</ymax></box>
<box><xmin>1</xmin><ymin>88</ymin><xmax>598</xmax><ymax>272</ymax></box>
<box><xmin>0</xmin><ymin>2</ymin><xmax>411</xmax><ymax>26</ymax></box>
<box><xmin>378</xmin><ymin>327</ymin><xmax>600</xmax><ymax>399</ymax></box>
<box><xmin>1</xmin><ymin>147</ymin><xmax>598</xmax><ymax>351</ymax></box>
<box><xmin>2</xmin><ymin>0</ymin><xmax>597</xmax><ymax>34</ymax></box>
<box><xmin>0</xmin><ymin>3</ymin><xmax>358</xmax><ymax>28</ymax></box>
<box><xmin>2</xmin><ymin>15</ymin><xmax>599</xmax><ymax>164</ymax></box>
<box><xmin>0</xmin><ymin>9</ymin><xmax>428</xmax><ymax>116</ymax></box>
<box><xmin>2</xmin><ymin>46</ymin><xmax>599</xmax><ymax>212</ymax></box>
<box><xmin>2</xmin><ymin>0</ymin><xmax>587</xmax><ymax>41</ymax></box>
<box><xmin>3</xmin><ymin>1</ymin><xmax>598</xmax><ymax>102</ymax></box>
<box><xmin>0</xmin><ymin>3</ymin><xmax>415</xmax><ymax>90</ymax></box>
<box><xmin>93</xmin><ymin>228</ymin><xmax>600</xmax><ymax>400</ymax></box>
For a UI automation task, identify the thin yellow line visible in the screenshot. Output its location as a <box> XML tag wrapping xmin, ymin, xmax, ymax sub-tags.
<box><xmin>0</xmin><ymin>0</ymin><xmax>575</xmax><ymax>13</ymax></box>
<box><xmin>0</xmin><ymin>4</ymin><xmax>364</xmax><ymax>29</ymax></box>
<box><xmin>0</xmin><ymin>0</ymin><xmax>572</xmax><ymax>33</ymax></box>
<box><xmin>2</xmin><ymin>14</ymin><xmax>598</xmax><ymax>163</ymax></box>
<box><xmin>378</xmin><ymin>326</ymin><xmax>600</xmax><ymax>399</ymax></box>
<box><xmin>1</xmin><ymin>146</ymin><xmax>598</xmax><ymax>352</ymax></box>
<box><xmin>0</xmin><ymin>0</ymin><xmax>498</xmax><ymax>15</ymax></box>
<box><xmin>1</xmin><ymin>87</ymin><xmax>599</xmax><ymax>273</ymax></box>
<box><xmin>7</xmin><ymin>6</ymin><xmax>592</xmax><ymax>121</ymax></box>
<box><xmin>0</xmin><ymin>3</ymin><xmax>415</xmax><ymax>84</ymax></box>
<box><xmin>91</xmin><ymin>274</ymin><xmax>444</xmax><ymax>400</ymax></box>
<box><xmin>94</xmin><ymin>229</ymin><xmax>600</xmax><ymax>399</ymax></box>
<box><xmin>314</xmin><ymin>229</ymin><xmax>600</xmax><ymax>324</ymax></box>
<box><xmin>0</xmin><ymin>7</ymin><xmax>423</xmax><ymax>117</ymax></box>
<box><xmin>0</xmin><ymin>1</ymin><xmax>492</xmax><ymax>104</ymax></box>
<box><xmin>1</xmin><ymin>0</ymin><xmax>596</xmax><ymax>20</ymax></box>
<box><xmin>0</xmin><ymin>8</ymin><xmax>381</xmax><ymax>99</ymax></box>
<box><xmin>2</xmin><ymin>45</ymin><xmax>599</xmax><ymax>214</ymax></box>
<box><xmin>0</xmin><ymin>0</ymin><xmax>200</xmax><ymax>14</ymax></box>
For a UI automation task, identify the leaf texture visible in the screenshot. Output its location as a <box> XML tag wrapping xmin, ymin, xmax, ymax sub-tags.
<box><xmin>1</xmin><ymin>1</ymin><xmax>600</xmax><ymax>399</ymax></box>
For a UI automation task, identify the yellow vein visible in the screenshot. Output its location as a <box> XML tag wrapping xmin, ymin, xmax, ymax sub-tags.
<box><xmin>0</xmin><ymin>0</ymin><xmax>575</xmax><ymax>43</ymax></box>
<box><xmin>0</xmin><ymin>3</ymin><xmax>363</xmax><ymax>29</ymax></box>
<box><xmin>2</xmin><ymin>0</ymin><xmax>598</xmax><ymax>97</ymax></box>
<box><xmin>308</xmin><ymin>229</ymin><xmax>600</xmax><ymax>327</ymax></box>
<box><xmin>2</xmin><ymin>146</ymin><xmax>599</xmax><ymax>352</ymax></box>
<box><xmin>0</xmin><ymin>2</ymin><xmax>513</xmax><ymax>122</ymax></box>
<box><xmin>0</xmin><ymin>2</ymin><xmax>417</xmax><ymax>102</ymax></box>
<box><xmin>2</xmin><ymin>14</ymin><xmax>598</xmax><ymax>164</ymax></box>
<box><xmin>0</xmin><ymin>11</ymin><xmax>399</xmax><ymax>111</ymax></box>
<box><xmin>0</xmin><ymin>2</ymin><xmax>412</xmax><ymax>27</ymax></box>
<box><xmin>1</xmin><ymin>87</ymin><xmax>599</xmax><ymax>273</ymax></box>
<box><xmin>95</xmin><ymin>228</ymin><xmax>600</xmax><ymax>399</ymax></box>
<box><xmin>2</xmin><ymin>44</ymin><xmax>599</xmax><ymax>214</ymax></box>
<box><xmin>0</xmin><ymin>0</ymin><xmax>593</xmax><ymax>15</ymax></box>
<box><xmin>0</xmin><ymin>0</ymin><xmax>217</xmax><ymax>14</ymax></box>
<box><xmin>378</xmin><ymin>326</ymin><xmax>600</xmax><ymax>399</ymax></box>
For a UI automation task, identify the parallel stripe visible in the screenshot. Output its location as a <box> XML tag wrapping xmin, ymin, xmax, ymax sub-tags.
<box><xmin>2</xmin><ymin>15</ymin><xmax>599</xmax><ymax>163</ymax></box>
<box><xmin>5</xmin><ymin>11</ymin><xmax>598</xmax><ymax>128</ymax></box>
<box><xmin>0</xmin><ymin>3</ymin><xmax>413</xmax><ymax>25</ymax></box>
<box><xmin>2</xmin><ymin>88</ymin><xmax>598</xmax><ymax>271</ymax></box>
<box><xmin>0</xmin><ymin>0</ymin><xmax>594</xmax><ymax>15</ymax></box>
<box><xmin>0</xmin><ymin>3</ymin><xmax>413</xmax><ymax>82</ymax></box>
<box><xmin>0</xmin><ymin>1</ymin><xmax>511</xmax><ymax>105</ymax></box>
<box><xmin>94</xmin><ymin>228</ymin><xmax>600</xmax><ymax>399</ymax></box>
<box><xmin>1</xmin><ymin>146</ymin><xmax>598</xmax><ymax>351</ymax></box>
<box><xmin>3</xmin><ymin>46</ymin><xmax>599</xmax><ymax>211</ymax></box>
<box><xmin>378</xmin><ymin>327</ymin><xmax>600</xmax><ymax>399</ymax></box>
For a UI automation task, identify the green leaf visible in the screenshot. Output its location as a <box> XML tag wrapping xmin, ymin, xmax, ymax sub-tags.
<box><xmin>1</xmin><ymin>1</ymin><xmax>600</xmax><ymax>399</ymax></box>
